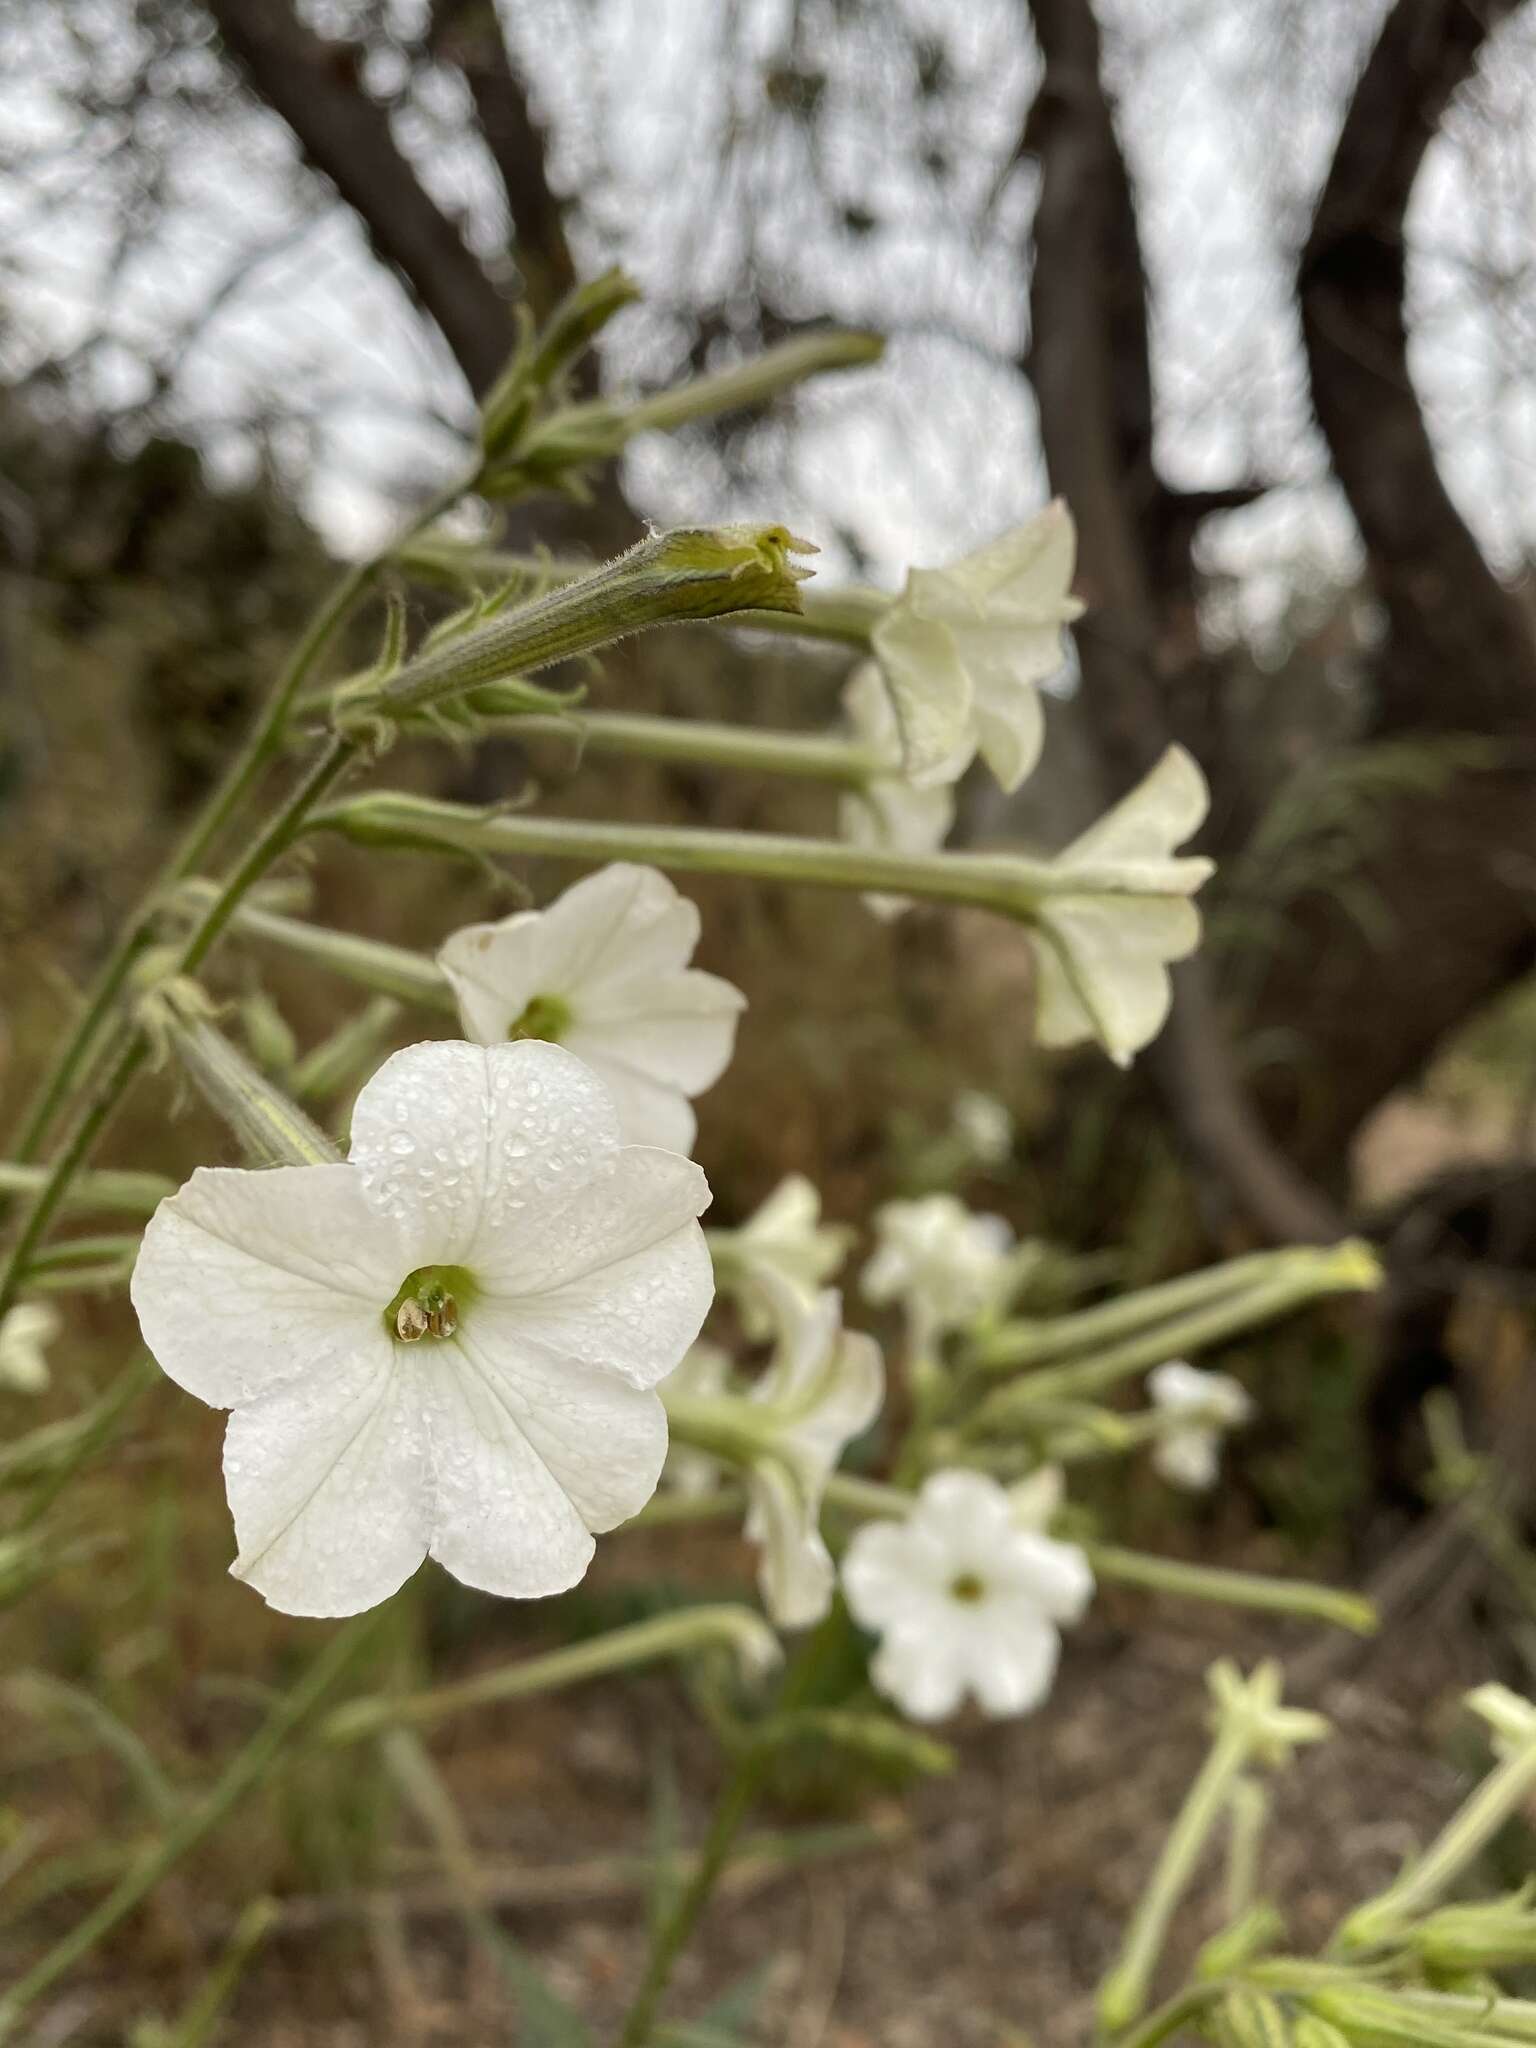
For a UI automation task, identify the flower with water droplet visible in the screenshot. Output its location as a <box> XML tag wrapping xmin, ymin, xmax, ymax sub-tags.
<box><xmin>711</xmin><ymin>1173</ymin><xmax>855</xmax><ymax>1340</ymax></box>
<box><xmin>838</xmin><ymin>663</ymin><xmax>956</xmax><ymax>920</ymax></box>
<box><xmin>842</xmin><ymin>1468</ymin><xmax>1093</xmax><ymax>1721</ymax></box>
<box><xmin>869</xmin><ymin>502</ymin><xmax>1082</xmax><ymax>790</ymax></box>
<box><xmin>862</xmin><ymin>1193</ymin><xmax>1014</xmax><ymax>1347</ymax></box>
<box><xmin>1148</xmin><ymin>1359</ymin><xmax>1254</xmax><ymax>1492</ymax></box>
<box><xmin>437</xmin><ymin>864</ymin><xmax>745</xmax><ymax>1154</ymax></box>
<box><xmin>130</xmin><ymin>1039</ymin><xmax>713</xmax><ymax>1618</ymax></box>
<box><xmin>0</xmin><ymin>1303</ymin><xmax>59</xmax><ymax>1394</ymax></box>
<box><xmin>1031</xmin><ymin>744</ymin><xmax>1214</xmax><ymax>1068</ymax></box>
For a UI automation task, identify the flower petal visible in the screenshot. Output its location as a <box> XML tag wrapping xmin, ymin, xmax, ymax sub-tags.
<box><xmin>562</xmin><ymin>1056</ymin><xmax>697</xmax><ymax>1153</ymax></box>
<box><xmin>869</xmin><ymin>607</ymin><xmax>975</xmax><ymax>787</ymax></box>
<box><xmin>131</xmin><ymin>1164</ymin><xmax>404</xmax><ymax>1410</ymax></box>
<box><xmin>869</xmin><ymin>1617</ymin><xmax>971</xmax><ymax>1722</ymax></box>
<box><xmin>745</xmin><ymin>1462</ymin><xmax>835</xmax><ymax>1628</ymax></box>
<box><xmin>1001</xmin><ymin>1532</ymin><xmax>1095</xmax><ymax>1624</ymax></box>
<box><xmin>842</xmin><ymin>1517</ymin><xmax>948</xmax><ymax>1630</ymax></box>
<box><xmin>1032</xmin><ymin>896</ymin><xmax>1202</xmax><ymax>1067</ymax></box>
<box><xmin>437</xmin><ymin>913</ymin><xmax>546</xmax><ymax>1043</ymax></box>
<box><xmin>961</xmin><ymin>1605</ymin><xmax>1061</xmax><ymax>1718</ymax></box>
<box><xmin>573</xmin><ymin>969</ymin><xmax>745</xmax><ymax>1090</ymax></box>
<box><xmin>534</xmin><ymin>863</ymin><xmax>702</xmax><ymax>995</ymax></box>
<box><xmin>223</xmin><ymin>1338</ymin><xmax>430</xmax><ymax>1617</ymax></box>
<box><xmin>348</xmin><ymin>1040</ymin><xmax>624</xmax><ymax>1268</ymax></box>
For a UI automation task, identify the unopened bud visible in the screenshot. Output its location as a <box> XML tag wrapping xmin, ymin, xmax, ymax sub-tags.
<box><xmin>1210</xmin><ymin>1987</ymin><xmax>1293</xmax><ymax>2048</ymax></box>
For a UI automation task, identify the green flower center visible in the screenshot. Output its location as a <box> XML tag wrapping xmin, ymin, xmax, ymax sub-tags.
<box><xmin>384</xmin><ymin>1265</ymin><xmax>477</xmax><ymax>1344</ymax></box>
<box><xmin>949</xmin><ymin>1572</ymin><xmax>986</xmax><ymax>1605</ymax></box>
<box><xmin>509</xmin><ymin>992</ymin><xmax>573</xmax><ymax>1043</ymax></box>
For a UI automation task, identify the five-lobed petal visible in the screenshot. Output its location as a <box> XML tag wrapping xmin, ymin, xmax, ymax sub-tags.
<box><xmin>842</xmin><ymin>1468</ymin><xmax>1093</xmax><ymax>1723</ymax></box>
<box><xmin>1148</xmin><ymin>1358</ymin><xmax>1254</xmax><ymax>1492</ymax></box>
<box><xmin>131</xmin><ymin>1039</ymin><xmax>713</xmax><ymax>1618</ymax></box>
<box><xmin>437</xmin><ymin>863</ymin><xmax>745</xmax><ymax>1154</ymax></box>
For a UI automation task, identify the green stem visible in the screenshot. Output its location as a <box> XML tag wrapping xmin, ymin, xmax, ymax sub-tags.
<box><xmin>1085</xmin><ymin>1546</ymin><xmax>1377</xmax><ymax>1636</ymax></box>
<box><xmin>319</xmin><ymin>1605</ymin><xmax>779</xmax><ymax>1746</ymax></box>
<box><xmin>1336</xmin><ymin>1725</ymin><xmax>1536</xmax><ymax>1952</ymax></box>
<box><xmin>316</xmin><ymin>792</ymin><xmax>1095</xmax><ymax>915</ymax></box>
<box><xmin>0</xmin><ymin>1617</ymin><xmax>377</xmax><ymax>2043</ymax></box>
<box><xmin>178</xmin><ymin>890</ymin><xmax>456</xmax><ymax>1012</ymax></box>
<box><xmin>493</xmin><ymin>709</ymin><xmax>879</xmax><ymax>785</ymax></box>
<box><xmin>1096</xmin><ymin>1725</ymin><xmax>1253</xmax><ymax>2033</ymax></box>
<box><xmin>969</xmin><ymin>1246</ymin><xmax>1378</xmax><ymax>1432</ymax></box>
<box><xmin>966</xmin><ymin>1249</ymin><xmax>1335</xmax><ymax>1373</ymax></box>
<box><xmin>1109</xmin><ymin>1980</ymin><xmax>1227</xmax><ymax>2048</ymax></box>
<box><xmin>10</xmin><ymin>1352</ymin><xmax>159</xmax><ymax>1527</ymax></box>
<box><xmin>25</xmin><ymin>1233</ymin><xmax>141</xmax><ymax>1273</ymax></box>
<box><xmin>617</xmin><ymin>1745</ymin><xmax>772</xmax><ymax>2048</ymax></box>
<box><xmin>0</xmin><ymin>1162</ymin><xmax>173</xmax><ymax>1216</ymax></box>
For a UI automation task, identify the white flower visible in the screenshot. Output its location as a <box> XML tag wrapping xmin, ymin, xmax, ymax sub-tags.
<box><xmin>869</xmin><ymin>503</ymin><xmax>1082</xmax><ymax>791</ymax></box>
<box><xmin>715</xmin><ymin>1174</ymin><xmax>855</xmax><ymax>1339</ymax></box>
<box><xmin>842</xmin><ymin>1469</ymin><xmax>1093</xmax><ymax>1721</ymax></box>
<box><xmin>438</xmin><ymin>863</ymin><xmax>745</xmax><ymax>1154</ymax></box>
<box><xmin>661</xmin><ymin>1339</ymin><xmax>732</xmax><ymax>1497</ymax></box>
<box><xmin>838</xmin><ymin>663</ymin><xmax>955</xmax><ymax>921</ymax></box>
<box><xmin>862</xmin><ymin>1194</ymin><xmax>1014</xmax><ymax>1344</ymax></box>
<box><xmin>130</xmin><ymin>1040</ymin><xmax>713</xmax><ymax>1618</ymax></box>
<box><xmin>0</xmin><ymin>1303</ymin><xmax>59</xmax><ymax>1394</ymax></box>
<box><xmin>952</xmin><ymin>1089</ymin><xmax>1013</xmax><ymax>1166</ymax></box>
<box><xmin>1031</xmin><ymin>745</ymin><xmax>1215</xmax><ymax>1069</ymax></box>
<box><xmin>741</xmin><ymin>1284</ymin><xmax>884</xmax><ymax>1628</ymax></box>
<box><xmin>1148</xmin><ymin>1359</ymin><xmax>1255</xmax><ymax>1492</ymax></box>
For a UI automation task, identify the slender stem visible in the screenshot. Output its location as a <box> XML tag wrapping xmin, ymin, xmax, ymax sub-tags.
<box><xmin>0</xmin><ymin>1617</ymin><xmax>377</xmax><ymax>2043</ymax></box>
<box><xmin>0</xmin><ymin>1163</ymin><xmax>173</xmax><ymax>1216</ymax></box>
<box><xmin>25</xmin><ymin>1233</ymin><xmax>141</xmax><ymax>1272</ymax></box>
<box><xmin>1085</xmin><ymin>1546</ymin><xmax>1377</xmax><ymax>1636</ymax></box>
<box><xmin>317</xmin><ymin>794</ymin><xmax>1059</xmax><ymax>914</ymax></box>
<box><xmin>617</xmin><ymin>1745</ymin><xmax>772</xmax><ymax>2048</ymax></box>
<box><xmin>10</xmin><ymin>1352</ymin><xmax>158</xmax><ymax>1528</ymax></box>
<box><xmin>1096</xmin><ymin>1725</ymin><xmax>1253</xmax><ymax>2033</ymax></box>
<box><xmin>1109</xmin><ymin>1980</ymin><xmax>1227</xmax><ymax>2048</ymax></box>
<box><xmin>319</xmin><ymin>1605</ymin><xmax>779</xmax><ymax>1746</ymax></box>
<box><xmin>1336</xmin><ymin>1726</ymin><xmax>1536</xmax><ymax>1951</ymax></box>
<box><xmin>966</xmin><ymin>1249</ymin><xmax>1324</xmax><ymax>1374</ymax></box>
<box><xmin>496</xmin><ymin>710</ymin><xmax>879</xmax><ymax>786</ymax></box>
<box><xmin>177</xmin><ymin>891</ymin><xmax>457</xmax><ymax>1012</ymax></box>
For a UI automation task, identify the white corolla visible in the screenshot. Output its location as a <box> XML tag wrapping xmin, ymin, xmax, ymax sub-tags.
<box><xmin>1148</xmin><ymin>1359</ymin><xmax>1254</xmax><ymax>1492</ymax></box>
<box><xmin>438</xmin><ymin>863</ymin><xmax>745</xmax><ymax>1153</ymax></box>
<box><xmin>841</xmin><ymin>1468</ymin><xmax>1093</xmax><ymax>1722</ymax></box>
<box><xmin>130</xmin><ymin>1039</ymin><xmax>713</xmax><ymax>1618</ymax></box>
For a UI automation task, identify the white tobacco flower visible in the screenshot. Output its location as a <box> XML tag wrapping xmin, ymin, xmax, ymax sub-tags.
<box><xmin>842</xmin><ymin>1468</ymin><xmax>1093</xmax><ymax>1722</ymax></box>
<box><xmin>130</xmin><ymin>1040</ymin><xmax>713</xmax><ymax>1618</ymax></box>
<box><xmin>716</xmin><ymin>1173</ymin><xmax>855</xmax><ymax>1340</ymax></box>
<box><xmin>1031</xmin><ymin>745</ymin><xmax>1215</xmax><ymax>1068</ymax></box>
<box><xmin>742</xmin><ymin>1283</ymin><xmax>884</xmax><ymax>1629</ymax></box>
<box><xmin>0</xmin><ymin>1303</ymin><xmax>59</xmax><ymax>1394</ymax></box>
<box><xmin>838</xmin><ymin>663</ymin><xmax>955</xmax><ymax>921</ymax></box>
<box><xmin>869</xmin><ymin>502</ymin><xmax>1082</xmax><ymax>790</ymax></box>
<box><xmin>1148</xmin><ymin>1359</ymin><xmax>1255</xmax><ymax>1492</ymax></box>
<box><xmin>952</xmin><ymin>1089</ymin><xmax>1013</xmax><ymax>1166</ymax></box>
<box><xmin>438</xmin><ymin>863</ymin><xmax>745</xmax><ymax>1154</ymax></box>
<box><xmin>862</xmin><ymin>1194</ymin><xmax>1014</xmax><ymax>1344</ymax></box>
<box><xmin>661</xmin><ymin>1339</ymin><xmax>732</xmax><ymax>1498</ymax></box>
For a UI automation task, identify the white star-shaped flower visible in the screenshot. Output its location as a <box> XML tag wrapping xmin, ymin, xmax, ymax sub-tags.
<box><xmin>842</xmin><ymin>1468</ymin><xmax>1093</xmax><ymax>1722</ymax></box>
<box><xmin>1032</xmin><ymin>745</ymin><xmax>1215</xmax><ymax>1068</ymax></box>
<box><xmin>741</xmin><ymin>1285</ymin><xmax>884</xmax><ymax>1628</ymax></box>
<box><xmin>838</xmin><ymin>664</ymin><xmax>956</xmax><ymax>921</ymax></box>
<box><xmin>869</xmin><ymin>503</ymin><xmax>1082</xmax><ymax>791</ymax></box>
<box><xmin>713</xmin><ymin>1173</ymin><xmax>855</xmax><ymax>1340</ymax></box>
<box><xmin>862</xmin><ymin>1194</ymin><xmax>1014</xmax><ymax>1346</ymax></box>
<box><xmin>1148</xmin><ymin>1359</ymin><xmax>1254</xmax><ymax>1492</ymax></box>
<box><xmin>437</xmin><ymin>863</ymin><xmax>746</xmax><ymax>1154</ymax></box>
<box><xmin>0</xmin><ymin>1303</ymin><xmax>59</xmax><ymax>1394</ymax></box>
<box><xmin>130</xmin><ymin>1039</ymin><xmax>713</xmax><ymax>1618</ymax></box>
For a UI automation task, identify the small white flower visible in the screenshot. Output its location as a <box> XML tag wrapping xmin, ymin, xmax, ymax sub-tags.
<box><xmin>838</xmin><ymin>664</ymin><xmax>956</xmax><ymax>921</ymax></box>
<box><xmin>952</xmin><ymin>1089</ymin><xmax>1013</xmax><ymax>1166</ymax></box>
<box><xmin>869</xmin><ymin>503</ymin><xmax>1083</xmax><ymax>791</ymax></box>
<box><xmin>1148</xmin><ymin>1359</ymin><xmax>1255</xmax><ymax>1492</ymax></box>
<box><xmin>0</xmin><ymin>1303</ymin><xmax>59</xmax><ymax>1394</ymax></box>
<box><xmin>438</xmin><ymin>863</ymin><xmax>745</xmax><ymax>1153</ymax></box>
<box><xmin>661</xmin><ymin>1339</ymin><xmax>732</xmax><ymax>1497</ymax></box>
<box><xmin>862</xmin><ymin>1194</ymin><xmax>1014</xmax><ymax>1344</ymax></box>
<box><xmin>842</xmin><ymin>1469</ymin><xmax>1093</xmax><ymax>1722</ymax></box>
<box><xmin>1031</xmin><ymin>745</ymin><xmax>1215</xmax><ymax>1068</ymax></box>
<box><xmin>130</xmin><ymin>1040</ymin><xmax>713</xmax><ymax>1618</ymax></box>
<box><xmin>742</xmin><ymin>1285</ymin><xmax>884</xmax><ymax>1629</ymax></box>
<box><xmin>714</xmin><ymin>1174</ymin><xmax>855</xmax><ymax>1340</ymax></box>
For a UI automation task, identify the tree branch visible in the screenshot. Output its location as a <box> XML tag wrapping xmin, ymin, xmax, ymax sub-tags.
<box><xmin>203</xmin><ymin>0</ymin><xmax>512</xmax><ymax>395</ymax></box>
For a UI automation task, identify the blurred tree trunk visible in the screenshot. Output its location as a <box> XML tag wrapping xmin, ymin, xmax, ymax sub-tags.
<box><xmin>1022</xmin><ymin>0</ymin><xmax>1536</xmax><ymax>1231</ymax></box>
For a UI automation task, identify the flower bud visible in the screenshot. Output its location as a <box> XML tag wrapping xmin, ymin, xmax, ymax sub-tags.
<box><xmin>1410</xmin><ymin>1890</ymin><xmax>1536</xmax><ymax>1972</ymax></box>
<box><xmin>1210</xmin><ymin>1987</ymin><xmax>1294</xmax><ymax>2048</ymax></box>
